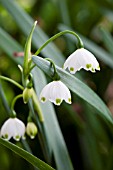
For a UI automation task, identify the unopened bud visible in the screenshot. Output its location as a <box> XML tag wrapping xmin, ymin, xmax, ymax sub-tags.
<box><xmin>23</xmin><ymin>88</ymin><xmax>33</xmax><ymax>104</ymax></box>
<box><xmin>26</xmin><ymin>122</ymin><xmax>38</xmax><ymax>139</ymax></box>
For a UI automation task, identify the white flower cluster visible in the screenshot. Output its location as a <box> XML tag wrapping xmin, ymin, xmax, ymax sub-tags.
<box><xmin>40</xmin><ymin>48</ymin><xmax>100</xmax><ymax>106</ymax></box>
<box><xmin>0</xmin><ymin>118</ymin><xmax>38</xmax><ymax>141</ymax></box>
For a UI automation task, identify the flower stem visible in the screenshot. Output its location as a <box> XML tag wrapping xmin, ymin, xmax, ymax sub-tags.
<box><xmin>45</xmin><ymin>58</ymin><xmax>60</xmax><ymax>80</ymax></box>
<box><xmin>31</xmin><ymin>89</ymin><xmax>44</xmax><ymax>122</ymax></box>
<box><xmin>0</xmin><ymin>76</ymin><xmax>24</xmax><ymax>90</ymax></box>
<box><xmin>35</xmin><ymin>30</ymin><xmax>84</xmax><ymax>56</ymax></box>
<box><xmin>11</xmin><ymin>94</ymin><xmax>23</xmax><ymax>115</ymax></box>
<box><xmin>28</xmin><ymin>64</ymin><xmax>36</xmax><ymax>74</ymax></box>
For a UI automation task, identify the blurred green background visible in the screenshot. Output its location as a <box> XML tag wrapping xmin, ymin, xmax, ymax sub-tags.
<box><xmin>0</xmin><ymin>0</ymin><xmax>113</xmax><ymax>170</ymax></box>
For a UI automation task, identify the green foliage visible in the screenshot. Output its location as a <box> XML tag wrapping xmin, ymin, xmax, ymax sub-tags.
<box><xmin>0</xmin><ymin>0</ymin><xmax>113</xmax><ymax>170</ymax></box>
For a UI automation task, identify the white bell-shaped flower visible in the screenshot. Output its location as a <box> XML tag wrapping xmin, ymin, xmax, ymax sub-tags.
<box><xmin>64</xmin><ymin>48</ymin><xmax>100</xmax><ymax>74</ymax></box>
<box><xmin>0</xmin><ymin>118</ymin><xmax>25</xmax><ymax>141</ymax></box>
<box><xmin>40</xmin><ymin>80</ymin><xmax>71</xmax><ymax>105</ymax></box>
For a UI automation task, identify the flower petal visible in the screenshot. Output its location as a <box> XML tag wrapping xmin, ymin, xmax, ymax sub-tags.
<box><xmin>1</xmin><ymin>118</ymin><xmax>14</xmax><ymax>140</ymax></box>
<box><xmin>39</xmin><ymin>83</ymin><xmax>51</xmax><ymax>102</ymax></box>
<box><xmin>13</xmin><ymin>118</ymin><xmax>25</xmax><ymax>141</ymax></box>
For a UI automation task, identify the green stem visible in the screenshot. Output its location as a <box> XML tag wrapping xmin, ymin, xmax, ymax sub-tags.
<box><xmin>32</xmin><ymin>89</ymin><xmax>44</xmax><ymax>122</ymax></box>
<box><xmin>11</xmin><ymin>94</ymin><xmax>23</xmax><ymax>114</ymax></box>
<box><xmin>29</xmin><ymin>64</ymin><xmax>36</xmax><ymax>73</ymax></box>
<box><xmin>0</xmin><ymin>75</ymin><xmax>24</xmax><ymax>90</ymax></box>
<box><xmin>45</xmin><ymin>58</ymin><xmax>60</xmax><ymax>80</ymax></box>
<box><xmin>35</xmin><ymin>30</ymin><xmax>84</xmax><ymax>56</ymax></box>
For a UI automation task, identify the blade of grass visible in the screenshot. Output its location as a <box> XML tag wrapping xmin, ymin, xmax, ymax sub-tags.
<box><xmin>0</xmin><ymin>27</ymin><xmax>23</xmax><ymax>65</ymax></box>
<box><xmin>0</xmin><ymin>138</ymin><xmax>55</xmax><ymax>170</ymax></box>
<box><xmin>100</xmin><ymin>27</ymin><xmax>113</xmax><ymax>55</ymax></box>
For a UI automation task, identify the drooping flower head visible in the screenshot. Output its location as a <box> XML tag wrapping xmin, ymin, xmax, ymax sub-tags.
<box><xmin>0</xmin><ymin>118</ymin><xmax>25</xmax><ymax>141</ymax></box>
<box><xmin>40</xmin><ymin>80</ymin><xmax>71</xmax><ymax>106</ymax></box>
<box><xmin>64</xmin><ymin>48</ymin><xmax>100</xmax><ymax>74</ymax></box>
<box><xmin>26</xmin><ymin>122</ymin><xmax>38</xmax><ymax>139</ymax></box>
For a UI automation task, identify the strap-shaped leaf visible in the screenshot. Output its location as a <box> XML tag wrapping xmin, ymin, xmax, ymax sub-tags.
<box><xmin>0</xmin><ymin>138</ymin><xmax>55</xmax><ymax>170</ymax></box>
<box><xmin>0</xmin><ymin>27</ymin><xmax>23</xmax><ymax>64</ymax></box>
<box><xmin>32</xmin><ymin>56</ymin><xmax>113</xmax><ymax>124</ymax></box>
<box><xmin>100</xmin><ymin>28</ymin><xmax>113</xmax><ymax>55</ymax></box>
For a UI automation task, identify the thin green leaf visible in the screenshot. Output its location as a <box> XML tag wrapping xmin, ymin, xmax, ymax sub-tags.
<box><xmin>0</xmin><ymin>27</ymin><xmax>23</xmax><ymax>64</ymax></box>
<box><xmin>100</xmin><ymin>27</ymin><xmax>113</xmax><ymax>55</ymax></box>
<box><xmin>0</xmin><ymin>138</ymin><xmax>55</xmax><ymax>170</ymax></box>
<box><xmin>0</xmin><ymin>0</ymin><xmax>64</xmax><ymax>66</ymax></box>
<box><xmin>106</xmin><ymin>145</ymin><xmax>113</xmax><ymax>170</ymax></box>
<box><xmin>0</xmin><ymin>84</ymin><xmax>11</xmax><ymax>114</ymax></box>
<box><xmin>79</xmin><ymin>127</ymin><xmax>103</xmax><ymax>170</ymax></box>
<box><xmin>24</xmin><ymin>21</ymin><xmax>37</xmax><ymax>76</ymax></box>
<box><xmin>58</xmin><ymin>24</ymin><xmax>113</xmax><ymax>69</ymax></box>
<box><xmin>32</xmin><ymin>56</ymin><xmax>113</xmax><ymax>125</ymax></box>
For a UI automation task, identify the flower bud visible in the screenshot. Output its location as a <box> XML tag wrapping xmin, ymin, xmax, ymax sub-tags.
<box><xmin>23</xmin><ymin>88</ymin><xmax>33</xmax><ymax>104</ymax></box>
<box><xmin>26</xmin><ymin>122</ymin><xmax>38</xmax><ymax>139</ymax></box>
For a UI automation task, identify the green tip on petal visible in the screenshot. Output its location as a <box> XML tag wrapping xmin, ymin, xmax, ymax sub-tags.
<box><xmin>41</xmin><ymin>97</ymin><xmax>46</xmax><ymax>102</ymax></box>
<box><xmin>97</xmin><ymin>65</ymin><xmax>100</xmax><ymax>70</ymax></box>
<box><xmin>86</xmin><ymin>64</ymin><xmax>92</xmax><ymax>69</ymax></box>
<box><xmin>4</xmin><ymin>134</ymin><xmax>8</xmax><ymax>139</ymax></box>
<box><xmin>70</xmin><ymin>67</ymin><xmax>74</xmax><ymax>71</ymax></box>
<box><xmin>15</xmin><ymin>135</ymin><xmax>20</xmax><ymax>141</ymax></box>
<box><xmin>91</xmin><ymin>68</ymin><xmax>95</xmax><ymax>72</ymax></box>
<box><xmin>68</xmin><ymin>98</ymin><xmax>72</xmax><ymax>103</ymax></box>
<box><xmin>56</xmin><ymin>98</ymin><xmax>61</xmax><ymax>105</ymax></box>
<box><xmin>30</xmin><ymin>135</ymin><xmax>35</xmax><ymax>139</ymax></box>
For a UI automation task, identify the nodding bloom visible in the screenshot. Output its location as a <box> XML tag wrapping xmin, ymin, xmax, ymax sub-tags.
<box><xmin>63</xmin><ymin>48</ymin><xmax>100</xmax><ymax>74</ymax></box>
<box><xmin>40</xmin><ymin>80</ymin><xmax>71</xmax><ymax>106</ymax></box>
<box><xmin>26</xmin><ymin>122</ymin><xmax>38</xmax><ymax>139</ymax></box>
<box><xmin>0</xmin><ymin>118</ymin><xmax>25</xmax><ymax>141</ymax></box>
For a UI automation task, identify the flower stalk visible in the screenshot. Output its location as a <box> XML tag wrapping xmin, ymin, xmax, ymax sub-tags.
<box><xmin>45</xmin><ymin>58</ymin><xmax>60</xmax><ymax>80</ymax></box>
<box><xmin>11</xmin><ymin>94</ymin><xmax>23</xmax><ymax>117</ymax></box>
<box><xmin>31</xmin><ymin>89</ymin><xmax>44</xmax><ymax>122</ymax></box>
<box><xmin>0</xmin><ymin>75</ymin><xmax>24</xmax><ymax>90</ymax></box>
<box><xmin>35</xmin><ymin>30</ymin><xmax>84</xmax><ymax>56</ymax></box>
